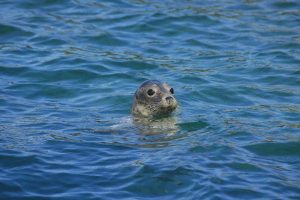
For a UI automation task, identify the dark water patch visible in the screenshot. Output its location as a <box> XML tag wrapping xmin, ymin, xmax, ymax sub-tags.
<box><xmin>82</xmin><ymin>64</ymin><xmax>111</xmax><ymax>73</ymax></box>
<box><xmin>83</xmin><ymin>33</ymin><xmax>129</xmax><ymax>47</ymax></box>
<box><xmin>6</xmin><ymin>83</ymin><xmax>78</xmax><ymax>99</ymax></box>
<box><xmin>184</xmin><ymin>38</ymin><xmax>219</xmax><ymax>49</ymax></box>
<box><xmin>144</xmin><ymin>47</ymin><xmax>166</xmax><ymax>55</ymax></box>
<box><xmin>226</xmin><ymin>162</ymin><xmax>266</xmax><ymax>172</ymax></box>
<box><xmin>114</xmin><ymin>22</ymin><xmax>158</xmax><ymax>34</ymax></box>
<box><xmin>176</xmin><ymin>75</ymin><xmax>209</xmax><ymax>85</ymax></box>
<box><xmin>254</xmin><ymin>74</ymin><xmax>300</xmax><ymax>87</ymax></box>
<box><xmin>0</xmin><ymin>23</ymin><xmax>33</xmax><ymax>40</ymax></box>
<box><xmin>199</xmin><ymin>86</ymin><xmax>253</xmax><ymax>106</ymax></box>
<box><xmin>100</xmin><ymin>72</ymin><xmax>140</xmax><ymax>83</ymax></box>
<box><xmin>245</xmin><ymin>142</ymin><xmax>300</xmax><ymax>156</ymax></box>
<box><xmin>178</xmin><ymin>121</ymin><xmax>209</xmax><ymax>132</ymax></box>
<box><xmin>280</xmin><ymin>42</ymin><xmax>300</xmax><ymax>50</ymax></box>
<box><xmin>0</xmin><ymin>151</ymin><xmax>41</xmax><ymax>169</ymax></box>
<box><xmin>194</xmin><ymin>50</ymin><xmax>236</xmax><ymax>60</ymax></box>
<box><xmin>38</xmin><ymin>57</ymin><xmax>90</xmax><ymax>69</ymax></box>
<box><xmin>16</xmin><ymin>0</ymin><xmax>73</xmax><ymax>10</ymax></box>
<box><xmin>257</xmin><ymin>50</ymin><xmax>300</xmax><ymax>64</ymax></box>
<box><xmin>226</xmin><ymin>2</ymin><xmax>262</xmax><ymax>11</ymax></box>
<box><xmin>222</xmin><ymin>187</ymin><xmax>266</xmax><ymax>199</ymax></box>
<box><xmin>91</xmin><ymin>95</ymin><xmax>131</xmax><ymax>111</ymax></box>
<box><xmin>31</xmin><ymin>37</ymin><xmax>67</xmax><ymax>46</ymax></box>
<box><xmin>126</xmin><ymin>165</ymin><xmax>195</xmax><ymax>197</ymax></box>
<box><xmin>23</xmin><ymin>69</ymin><xmax>100</xmax><ymax>83</ymax></box>
<box><xmin>103</xmin><ymin>59</ymin><xmax>159</xmax><ymax>71</ymax></box>
<box><xmin>160</xmin><ymin>24</ymin><xmax>201</xmax><ymax>38</ymax></box>
<box><xmin>45</xmin><ymin>139</ymin><xmax>138</xmax><ymax>152</ymax></box>
<box><xmin>0</xmin><ymin>44</ymin><xmax>50</xmax><ymax>60</ymax></box>
<box><xmin>86</xmin><ymin>13</ymin><xmax>144</xmax><ymax>28</ymax></box>
<box><xmin>188</xmin><ymin>145</ymin><xmax>208</xmax><ymax>154</ymax></box>
<box><xmin>271</xmin><ymin>1</ymin><xmax>300</xmax><ymax>9</ymax></box>
<box><xmin>0</xmin><ymin>66</ymin><xmax>32</xmax><ymax>77</ymax></box>
<box><xmin>235</xmin><ymin>85</ymin><xmax>296</xmax><ymax>104</ymax></box>
<box><xmin>148</xmin><ymin>14</ymin><xmax>220</xmax><ymax>28</ymax></box>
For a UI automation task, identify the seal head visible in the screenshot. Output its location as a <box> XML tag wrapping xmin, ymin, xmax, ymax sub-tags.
<box><xmin>132</xmin><ymin>80</ymin><xmax>177</xmax><ymax>118</ymax></box>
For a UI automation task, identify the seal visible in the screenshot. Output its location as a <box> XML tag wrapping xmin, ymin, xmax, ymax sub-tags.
<box><xmin>132</xmin><ymin>80</ymin><xmax>177</xmax><ymax>118</ymax></box>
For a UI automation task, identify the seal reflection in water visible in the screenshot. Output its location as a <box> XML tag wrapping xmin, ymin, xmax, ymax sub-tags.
<box><xmin>132</xmin><ymin>80</ymin><xmax>177</xmax><ymax>118</ymax></box>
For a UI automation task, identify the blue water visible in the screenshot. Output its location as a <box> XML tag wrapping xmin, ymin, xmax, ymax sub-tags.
<box><xmin>1</xmin><ymin>0</ymin><xmax>300</xmax><ymax>199</ymax></box>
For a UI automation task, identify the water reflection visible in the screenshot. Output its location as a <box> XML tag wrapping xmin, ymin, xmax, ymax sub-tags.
<box><xmin>133</xmin><ymin>115</ymin><xmax>180</xmax><ymax>135</ymax></box>
<box><xmin>92</xmin><ymin>115</ymin><xmax>182</xmax><ymax>148</ymax></box>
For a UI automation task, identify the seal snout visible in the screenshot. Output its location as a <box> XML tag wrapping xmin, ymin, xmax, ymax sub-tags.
<box><xmin>165</xmin><ymin>96</ymin><xmax>176</xmax><ymax>105</ymax></box>
<box><xmin>165</xmin><ymin>96</ymin><xmax>173</xmax><ymax>103</ymax></box>
<box><xmin>164</xmin><ymin>95</ymin><xmax>177</xmax><ymax>109</ymax></box>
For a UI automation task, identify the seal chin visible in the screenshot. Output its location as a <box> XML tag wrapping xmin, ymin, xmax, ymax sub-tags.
<box><xmin>133</xmin><ymin>104</ymin><xmax>151</xmax><ymax>118</ymax></box>
<box><xmin>134</xmin><ymin>105</ymin><xmax>176</xmax><ymax>118</ymax></box>
<box><xmin>155</xmin><ymin>103</ymin><xmax>177</xmax><ymax>117</ymax></box>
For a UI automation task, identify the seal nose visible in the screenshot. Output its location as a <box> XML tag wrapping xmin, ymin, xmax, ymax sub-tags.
<box><xmin>165</xmin><ymin>96</ymin><xmax>173</xmax><ymax>103</ymax></box>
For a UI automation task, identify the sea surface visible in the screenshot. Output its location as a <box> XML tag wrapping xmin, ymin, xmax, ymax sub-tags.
<box><xmin>0</xmin><ymin>0</ymin><xmax>300</xmax><ymax>199</ymax></box>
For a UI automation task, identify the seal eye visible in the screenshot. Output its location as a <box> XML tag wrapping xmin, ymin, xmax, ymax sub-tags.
<box><xmin>147</xmin><ymin>89</ymin><xmax>155</xmax><ymax>96</ymax></box>
<box><xmin>170</xmin><ymin>88</ymin><xmax>174</xmax><ymax>94</ymax></box>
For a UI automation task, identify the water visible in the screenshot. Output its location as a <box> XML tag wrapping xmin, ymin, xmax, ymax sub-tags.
<box><xmin>1</xmin><ymin>0</ymin><xmax>300</xmax><ymax>199</ymax></box>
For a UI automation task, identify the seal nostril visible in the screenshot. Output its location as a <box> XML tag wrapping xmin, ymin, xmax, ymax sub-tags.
<box><xmin>165</xmin><ymin>96</ymin><xmax>173</xmax><ymax>102</ymax></box>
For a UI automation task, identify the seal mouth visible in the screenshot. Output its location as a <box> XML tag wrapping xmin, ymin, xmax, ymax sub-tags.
<box><xmin>154</xmin><ymin>103</ymin><xmax>177</xmax><ymax>117</ymax></box>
